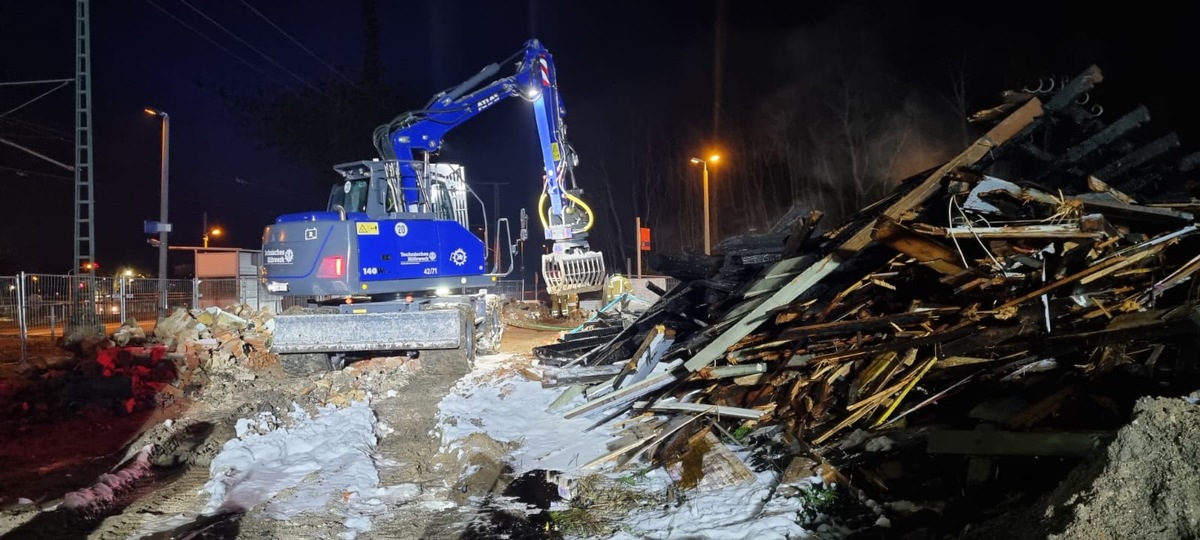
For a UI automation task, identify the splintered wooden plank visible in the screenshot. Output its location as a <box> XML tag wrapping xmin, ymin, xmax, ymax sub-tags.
<box><xmin>681</xmin><ymin>98</ymin><xmax>1044</xmax><ymax>374</ymax></box>
<box><xmin>617</xmin><ymin>326</ymin><xmax>676</xmax><ymax>390</ymax></box>
<box><xmin>871</xmin><ymin>216</ymin><xmax>964</xmax><ymax>275</ymax></box>
<box><xmin>779</xmin><ymin>309</ymin><xmax>957</xmax><ymax>339</ymax></box>
<box><xmin>719</xmin><ymin>295</ymin><xmax>771</xmax><ymax>325</ymax></box>
<box><xmin>744</xmin><ymin>255</ymin><xmax>815</xmax><ymax>299</ymax></box>
<box><xmin>684</xmin><ymin>256</ymin><xmax>842</xmax><ymax>372</ymax></box>
<box><xmin>1077</xmin><ymin>196</ymin><xmax>1195</xmax><ymax>224</ymax></box>
<box><xmin>630</xmin><ymin>401</ymin><xmax>765</xmax><ymax>420</ymax></box>
<box><xmin>562</xmin><ymin>370</ymin><xmax>680</xmax><ymax>419</ymax></box>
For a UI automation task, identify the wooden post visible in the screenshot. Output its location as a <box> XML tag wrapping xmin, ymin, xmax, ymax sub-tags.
<box><xmin>636</xmin><ymin>216</ymin><xmax>643</xmax><ymax>278</ymax></box>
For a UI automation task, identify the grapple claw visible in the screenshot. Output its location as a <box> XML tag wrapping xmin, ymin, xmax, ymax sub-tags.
<box><xmin>542</xmin><ymin>251</ymin><xmax>606</xmax><ymax>295</ymax></box>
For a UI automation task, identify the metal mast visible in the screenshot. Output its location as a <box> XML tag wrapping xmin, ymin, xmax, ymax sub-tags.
<box><xmin>73</xmin><ymin>0</ymin><xmax>99</xmax><ymax>330</ymax></box>
<box><xmin>74</xmin><ymin>0</ymin><xmax>95</xmax><ymax>273</ymax></box>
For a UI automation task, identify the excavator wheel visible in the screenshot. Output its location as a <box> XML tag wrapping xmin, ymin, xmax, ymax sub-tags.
<box><xmin>476</xmin><ymin>294</ymin><xmax>505</xmax><ymax>356</ymax></box>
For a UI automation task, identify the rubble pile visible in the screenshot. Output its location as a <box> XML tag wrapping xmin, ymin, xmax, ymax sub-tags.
<box><xmin>4</xmin><ymin>323</ymin><xmax>181</xmax><ymax>417</ymax></box>
<box><xmin>153</xmin><ymin>304</ymin><xmax>278</xmax><ymax>374</ymax></box>
<box><xmin>535</xmin><ymin>65</ymin><xmax>1200</xmax><ymax>535</ymax></box>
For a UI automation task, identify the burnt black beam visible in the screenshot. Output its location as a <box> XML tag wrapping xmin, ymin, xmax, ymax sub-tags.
<box><xmin>1045</xmin><ymin>65</ymin><xmax>1104</xmax><ymax>113</ymax></box>
<box><xmin>1021</xmin><ymin>142</ymin><xmax>1056</xmax><ymax>163</ymax></box>
<box><xmin>1059</xmin><ymin>103</ymin><xmax>1107</xmax><ymax>132</ymax></box>
<box><xmin>1179</xmin><ymin>151</ymin><xmax>1200</xmax><ymax>173</ymax></box>
<box><xmin>1115</xmin><ymin>170</ymin><xmax>1163</xmax><ymax>195</ymax></box>
<box><xmin>1061</xmin><ymin>106</ymin><xmax>1150</xmax><ymax>165</ymax></box>
<box><xmin>1093</xmin><ymin>133</ymin><xmax>1181</xmax><ymax>181</ymax></box>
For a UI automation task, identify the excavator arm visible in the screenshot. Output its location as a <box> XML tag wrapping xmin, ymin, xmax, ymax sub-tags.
<box><xmin>371</xmin><ymin>39</ymin><xmax>605</xmax><ymax>295</ymax></box>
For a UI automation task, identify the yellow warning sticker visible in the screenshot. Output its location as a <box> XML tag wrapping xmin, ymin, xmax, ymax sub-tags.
<box><xmin>356</xmin><ymin>222</ymin><xmax>379</xmax><ymax>235</ymax></box>
<box><xmin>551</xmin><ymin>142</ymin><xmax>561</xmax><ymax>162</ymax></box>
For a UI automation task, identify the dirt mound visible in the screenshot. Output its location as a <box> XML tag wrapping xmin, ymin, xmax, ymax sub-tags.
<box><xmin>962</xmin><ymin>396</ymin><xmax>1200</xmax><ymax>540</ymax></box>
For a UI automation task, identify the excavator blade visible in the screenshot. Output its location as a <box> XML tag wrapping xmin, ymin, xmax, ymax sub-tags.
<box><xmin>542</xmin><ymin>251</ymin><xmax>606</xmax><ymax>295</ymax></box>
<box><xmin>270</xmin><ymin>310</ymin><xmax>464</xmax><ymax>354</ymax></box>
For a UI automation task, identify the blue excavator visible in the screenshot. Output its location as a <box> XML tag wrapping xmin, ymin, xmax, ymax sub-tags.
<box><xmin>259</xmin><ymin>39</ymin><xmax>606</xmax><ymax>370</ymax></box>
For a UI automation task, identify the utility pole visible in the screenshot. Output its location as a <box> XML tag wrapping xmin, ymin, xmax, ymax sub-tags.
<box><xmin>143</xmin><ymin>109</ymin><xmax>171</xmax><ymax>316</ymax></box>
<box><xmin>158</xmin><ymin>112</ymin><xmax>170</xmax><ymax>316</ymax></box>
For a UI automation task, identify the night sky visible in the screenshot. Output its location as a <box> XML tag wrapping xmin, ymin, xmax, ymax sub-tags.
<box><xmin>2</xmin><ymin>0</ymin><xmax>1199</xmax><ymax>280</ymax></box>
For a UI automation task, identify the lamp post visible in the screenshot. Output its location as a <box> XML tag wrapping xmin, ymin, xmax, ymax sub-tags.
<box><xmin>145</xmin><ymin>108</ymin><xmax>169</xmax><ymax>317</ymax></box>
<box><xmin>202</xmin><ymin>211</ymin><xmax>222</xmax><ymax>248</ymax></box>
<box><xmin>689</xmin><ymin>154</ymin><xmax>721</xmax><ymax>255</ymax></box>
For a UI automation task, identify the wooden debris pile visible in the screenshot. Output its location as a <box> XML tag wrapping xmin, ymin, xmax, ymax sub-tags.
<box><xmin>537</xmin><ymin>65</ymin><xmax>1200</xmax><ymax>531</ymax></box>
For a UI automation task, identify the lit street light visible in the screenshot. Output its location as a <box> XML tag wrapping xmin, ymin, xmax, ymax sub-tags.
<box><xmin>204</xmin><ymin>227</ymin><xmax>222</xmax><ymax>248</ymax></box>
<box><xmin>145</xmin><ymin>108</ymin><xmax>170</xmax><ymax>317</ymax></box>
<box><xmin>202</xmin><ymin>211</ymin><xmax>222</xmax><ymax>248</ymax></box>
<box><xmin>689</xmin><ymin>154</ymin><xmax>721</xmax><ymax>255</ymax></box>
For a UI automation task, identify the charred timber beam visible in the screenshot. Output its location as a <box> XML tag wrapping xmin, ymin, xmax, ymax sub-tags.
<box><xmin>768</xmin><ymin>203</ymin><xmax>810</xmax><ymax>234</ymax></box>
<box><xmin>1020</xmin><ymin>142</ymin><xmax>1056</xmax><ymax>163</ymax></box>
<box><xmin>777</xmin><ymin>308</ymin><xmax>959</xmax><ymax>337</ymax></box>
<box><xmin>1059</xmin><ymin>103</ymin><xmax>1106</xmax><ymax>131</ymax></box>
<box><xmin>1178</xmin><ymin>151</ymin><xmax>1200</xmax><ymax>173</ymax></box>
<box><xmin>1044</xmin><ymin>65</ymin><xmax>1103</xmax><ymax>112</ymax></box>
<box><xmin>783</xmin><ymin>210</ymin><xmax>823</xmax><ymax>258</ymax></box>
<box><xmin>1059</xmin><ymin>106</ymin><xmax>1150</xmax><ymax>167</ymax></box>
<box><xmin>1092</xmin><ymin>133</ymin><xmax>1181</xmax><ymax>182</ymax></box>
<box><xmin>927</xmin><ymin>430</ymin><xmax>1110</xmax><ymax>457</ymax></box>
<box><xmin>785</xmin><ymin>323</ymin><xmax>980</xmax><ymax>366</ymax></box>
<box><xmin>1047</xmin><ymin>304</ymin><xmax>1200</xmax><ymax>346</ymax></box>
<box><xmin>1077</xmin><ymin>197</ymin><xmax>1194</xmax><ymax>226</ymax></box>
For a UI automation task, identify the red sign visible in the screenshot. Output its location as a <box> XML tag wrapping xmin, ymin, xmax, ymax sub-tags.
<box><xmin>639</xmin><ymin>227</ymin><xmax>651</xmax><ymax>251</ymax></box>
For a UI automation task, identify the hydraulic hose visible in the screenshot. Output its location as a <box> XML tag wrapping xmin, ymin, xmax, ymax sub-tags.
<box><xmin>537</xmin><ymin>192</ymin><xmax>595</xmax><ymax>234</ymax></box>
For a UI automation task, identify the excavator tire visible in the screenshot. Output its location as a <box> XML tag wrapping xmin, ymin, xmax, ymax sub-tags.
<box><xmin>476</xmin><ymin>294</ymin><xmax>505</xmax><ymax>356</ymax></box>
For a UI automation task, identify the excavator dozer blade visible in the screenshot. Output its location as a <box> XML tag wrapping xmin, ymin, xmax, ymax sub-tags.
<box><xmin>270</xmin><ymin>310</ymin><xmax>464</xmax><ymax>354</ymax></box>
<box><xmin>542</xmin><ymin>251</ymin><xmax>606</xmax><ymax>295</ymax></box>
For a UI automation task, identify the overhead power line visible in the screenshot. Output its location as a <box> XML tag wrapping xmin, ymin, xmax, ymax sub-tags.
<box><xmin>0</xmin><ymin>165</ymin><xmax>73</xmax><ymax>181</ymax></box>
<box><xmin>0</xmin><ymin>136</ymin><xmax>74</xmax><ymax>171</ymax></box>
<box><xmin>0</xmin><ymin>78</ymin><xmax>75</xmax><ymax>87</ymax></box>
<box><xmin>0</xmin><ymin>116</ymin><xmax>72</xmax><ymax>139</ymax></box>
<box><xmin>238</xmin><ymin>0</ymin><xmax>355</xmax><ymax>85</ymax></box>
<box><xmin>145</xmin><ymin>0</ymin><xmax>298</xmax><ymax>92</ymax></box>
<box><xmin>177</xmin><ymin>0</ymin><xmax>321</xmax><ymax>93</ymax></box>
<box><xmin>0</xmin><ymin>81</ymin><xmax>71</xmax><ymax>119</ymax></box>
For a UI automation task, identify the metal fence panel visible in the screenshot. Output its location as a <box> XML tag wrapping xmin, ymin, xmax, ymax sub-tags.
<box><xmin>492</xmin><ymin>279</ymin><xmax>527</xmax><ymax>300</ymax></box>
<box><xmin>14</xmin><ymin>273</ymin><xmax>105</xmax><ymax>338</ymax></box>
<box><xmin>0</xmin><ymin>275</ymin><xmax>17</xmax><ymax>336</ymax></box>
<box><xmin>197</xmin><ymin>278</ymin><xmax>240</xmax><ymax>310</ymax></box>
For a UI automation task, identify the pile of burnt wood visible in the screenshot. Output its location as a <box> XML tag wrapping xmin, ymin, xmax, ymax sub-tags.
<box><xmin>533</xmin><ymin>65</ymin><xmax>1200</xmax><ymax>533</ymax></box>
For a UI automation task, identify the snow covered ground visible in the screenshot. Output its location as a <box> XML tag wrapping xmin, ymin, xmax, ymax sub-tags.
<box><xmin>150</xmin><ymin>352</ymin><xmax>816</xmax><ymax>539</ymax></box>
<box><xmin>438</xmin><ymin>353</ymin><xmax>816</xmax><ymax>539</ymax></box>
<box><xmin>199</xmin><ymin>400</ymin><xmax>420</xmax><ymax>539</ymax></box>
<box><xmin>436</xmin><ymin>353</ymin><xmax>617</xmax><ymax>475</ymax></box>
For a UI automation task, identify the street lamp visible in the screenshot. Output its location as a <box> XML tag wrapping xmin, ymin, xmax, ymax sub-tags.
<box><xmin>204</xmin><ymin>227</ymin><xmax>222</xmax><ymax>248</ymax></box>
<box><xmin>689</xmin><ymin>154</ymin><xmax>721</xmax><ymax>255</ymax></box>
<box><xmin>145</xmin><ymin>108</ymin><xmax>170</xmax><ymax>316</ymax></box>
<box><xmin>202</xmin><ymin>211</ymin><xmax>222</xmax><ymax>248</ymax></box>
